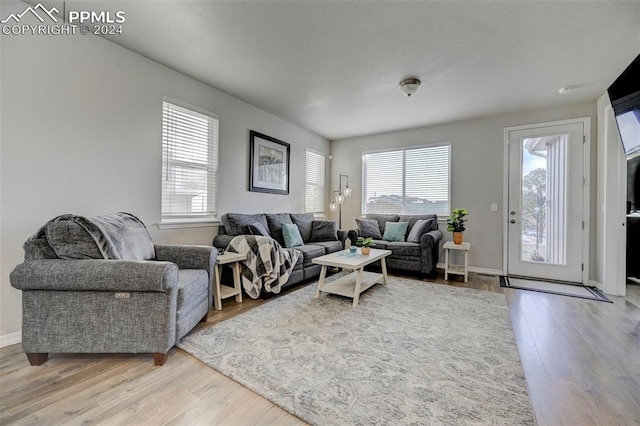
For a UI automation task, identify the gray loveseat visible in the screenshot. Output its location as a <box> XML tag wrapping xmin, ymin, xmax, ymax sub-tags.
<box><xmin>10</xmin><ymin>213</ymin><xmax>216</xmax><ymax>366</ymax></box>
<box><xmin>213</xmin><ymin>213</ymin><xmax>348</xmax><ymax>288</ymax></box>
<box><xmin>347</xmin><ymin>213</ymin><xmax>443</xmax><ymax>276</ymax></box>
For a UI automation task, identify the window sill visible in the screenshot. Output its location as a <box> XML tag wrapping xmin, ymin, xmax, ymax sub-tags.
<box><xmin>157</xmin><ymin>219</ymin><xmax>220</xmax><ymax>230</ymax></box>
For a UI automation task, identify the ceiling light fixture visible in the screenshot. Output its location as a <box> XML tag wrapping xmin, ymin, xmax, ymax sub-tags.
<box><xmin>558</xmin><ymin>86</ymin><xmax>574</xmax><ymax>95</ymax></box>
<box><xmin>399</xmin><ymin>78</ymin><xmax>421</xmax><ymax>97</ymax></box>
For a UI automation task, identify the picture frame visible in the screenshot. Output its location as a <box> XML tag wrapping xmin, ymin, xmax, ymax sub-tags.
<box><xmin>249</xmin><ymin>130</ymin><xmax>290</xmax><ymax>195</ymax></box>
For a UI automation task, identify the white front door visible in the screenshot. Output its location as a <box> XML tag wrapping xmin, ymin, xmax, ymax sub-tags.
<box><xmin>507</xmin><ymin>121</ymin><xmax>586</xmax><ymax>283</ymax></box>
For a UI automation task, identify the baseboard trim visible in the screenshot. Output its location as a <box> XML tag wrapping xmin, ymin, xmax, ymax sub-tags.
<box><xmin>436</xmin><ymin>263</ymin><xmax>504</xmax><ymax>276</ymax></box>
<box><xmin>0</xmin><ymin>331</ymin><xmax>22</xmax><ymax>348</ymax></box>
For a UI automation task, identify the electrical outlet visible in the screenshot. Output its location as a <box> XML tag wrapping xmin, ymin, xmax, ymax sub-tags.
<box><xmin>491</xmin><ymin>203</ymin><xmax>498</xmax><ymax>212</ymax></box>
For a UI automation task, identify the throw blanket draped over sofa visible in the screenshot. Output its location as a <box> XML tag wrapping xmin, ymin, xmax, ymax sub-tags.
<box><xmin>226</xmin><ymin>235</ymin><xmax>301</xmax><ymax>298</ymax></box>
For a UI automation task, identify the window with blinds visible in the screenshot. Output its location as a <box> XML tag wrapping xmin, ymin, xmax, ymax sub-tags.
<box><xmin>305</xmin><ymin>149</ymin><xmax>325</xmax><ymax>213</ymax></box>
<box><xmin>162</xmin><ymin>100</ymin><xmax>219</xmax><ymax>222</ymax></box>
<box><xmin>362</xmin><ymin>143</ymin><xmax>450</xmax><ymax>216</ymax></box>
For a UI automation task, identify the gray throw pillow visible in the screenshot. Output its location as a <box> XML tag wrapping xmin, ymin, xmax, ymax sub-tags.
<box><xmin>310</xmin><ymin>220</ymin><xmax>338</xmax><ymax>242</ymax></box>
<box><xmin>407</xmin><ymin>218</ymin><xmax>435</xmax><ymax>243</ymax></box>
<box><xmin>356</xmin><ymin>218</ymin><xmax>383</xmax><ymax>239</ymax></box>
<box><xmin>383</xmin><ymin>221</ymin><xmax>409</xmax><ymax>242</ymax></box>
<box><xmin>248</xmin><ymin>221</ymin><xmax>271</xmax><ymax>237</ymax></box>
<box><xmin>290</xmin><ymin>213</ymin><xmax>314</xmax><ymax>242</ymax></box>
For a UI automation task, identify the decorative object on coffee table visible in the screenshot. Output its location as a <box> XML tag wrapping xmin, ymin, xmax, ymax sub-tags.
<box><xmin>356</xmin><ymin>236</ymin><xmax>374</xmax><ymax>255</ymax></box>
<box><xmin>447</xmin><ymin>208</ymin><xmax>468</xmax><ymax>244</ymax></box>
<box><xmin>249</xmin><ymin>130</ymin><xmax>290</xmax><ymax>195</ymax></box>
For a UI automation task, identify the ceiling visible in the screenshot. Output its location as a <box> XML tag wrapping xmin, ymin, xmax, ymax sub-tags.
<box><xmin>43</xmin><ymin>1</ymin><xmax>640</xmax><ymax>140</ymax></box>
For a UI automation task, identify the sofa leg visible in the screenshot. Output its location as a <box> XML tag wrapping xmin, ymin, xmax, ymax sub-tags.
<box><xmin>200</xmin><ymin>313</ymin><xmax>208</xmax><ymax>323</ymax></box>
<box><xmin>153</xmin><ymin>352</ymin><xmax>168</xmax><ymax>366</ymax></box>
<box><xmin>26</xmin><ymin>352</ymin><xmax>48</xmax><ymax>366</ymax></box>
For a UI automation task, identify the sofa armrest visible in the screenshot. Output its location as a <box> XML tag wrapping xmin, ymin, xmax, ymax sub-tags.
<box><xmin>155</xmin><ymin>244</ymin><xmax>216</xmax><ymax>273</ymax></box>
<box><xmin>337</xmin><ymin>230</ymin><xmax>349</xmax><ymax>247</ymax></box>
<box><xmin>213</xmin><ymin>234</ymin><xmax>235</xmax><ymax>250</ymax></box>
<box><xmin>10</xmin><ymin>259</ymin><xmax>178</xmax><ymax>292</ymax></box>
<box><xmin>419</xmin><ymin>229</ymin><xmax>443</xmax><ymax>274</ymax></box>
<box><xmin>347</xmin><ymin>229</ymin><xmax>360</xmax><ymax>246</ymax></box>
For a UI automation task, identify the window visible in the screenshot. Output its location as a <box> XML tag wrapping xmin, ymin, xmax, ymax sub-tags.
<box><xmin>162</xmin><ymin>100</ymin><xmax>218</xmax><ymax>222</ymax></box>
<box><xmin>362</xmin><ymin>143</ymin><xmax>450</xmax><ymax>216</ymax></box>
<box><xmin>305</xmin><ymin>149</ymin><xmax>325</xmax><ymax>213</ymax></box>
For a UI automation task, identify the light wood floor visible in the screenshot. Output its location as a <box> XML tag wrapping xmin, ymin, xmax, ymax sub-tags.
<box><xmin>1</xmin><ymin>271</ymin><xmax>639</xmax><ymax>425</ymax></box>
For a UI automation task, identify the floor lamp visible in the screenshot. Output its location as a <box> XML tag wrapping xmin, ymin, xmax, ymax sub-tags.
<box><xmin>329</xmin><ymin>174</ymin><xmax>352</xmax><ymax>229</ymax></box>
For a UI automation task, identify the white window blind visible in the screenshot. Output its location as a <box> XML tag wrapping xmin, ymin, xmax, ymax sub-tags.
<box><xmin>162</xmin><ymin>100</ymin><xmax>218</xmax><ymax>221</ymax></box>
<box><xmin>305</xmin><ymin>149</ymin><xmax>325</xmax><ymax>213</ymax></box>
<box><xmin>362</xmin><ymin>144</ymin><xmax>450</xmax><ymax>216</ymax></box>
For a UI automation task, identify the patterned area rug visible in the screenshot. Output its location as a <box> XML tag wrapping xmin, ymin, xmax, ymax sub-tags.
<box><xmin>178</xmin><ymin>275</ymin><xmax>534</xmax><ymax>425</ymax></box>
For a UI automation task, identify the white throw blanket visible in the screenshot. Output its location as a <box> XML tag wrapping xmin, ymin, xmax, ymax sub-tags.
<box><xmin>226</xmin><ymin>235</ymin><xmax>301</xmax><ymax>299</ymax></box>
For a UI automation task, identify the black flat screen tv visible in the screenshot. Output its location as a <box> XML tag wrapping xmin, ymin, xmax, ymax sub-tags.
<box><xmin>608</xmin><ymin>54</ymin><xmax>640</xmax><ymax>157</ymax></box>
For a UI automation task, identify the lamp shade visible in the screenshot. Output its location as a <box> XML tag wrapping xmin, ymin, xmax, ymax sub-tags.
<box><xmin>343</xmin><ymin>185</ymin><xmax>352</xmax><ymax>197</ymax></box>
<box><xmin>336</xmin><ymin>193</ymin><xmax>345</xmax><ymax>205</ymax></box>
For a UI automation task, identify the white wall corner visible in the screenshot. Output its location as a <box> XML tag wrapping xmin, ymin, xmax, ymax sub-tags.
<box><xmin>0</xmin><ymin>331</ymin><xmax>22</xmax><ymax>348</ymax></box>
<box><xmin>588</xmin><ymin>279</ymin><xmax>603</xmax><ymax>291</ymax></box>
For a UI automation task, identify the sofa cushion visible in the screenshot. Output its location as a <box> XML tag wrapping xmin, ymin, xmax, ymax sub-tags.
<box><xmin>222</xmin><ymin>213</ymin><xmax>268</xmax><ymax>236</ymax></box>
<box><xmin>407</xmin><ymin>218</ymin><xmax>435</xmax><ymax>243</ymax></box>
<box><xmin>265</xmin><ymin>213</ymin><xmax>293</xmax><ymax>245</ymax></box>
<box><xmin>177</xmin><ymin>269</ymin><xmax>209</xmax><ymax>306</ymax></box>
<box><xmin>383</xmin><ymin>222</ymin><xmax>409</xmax><ymax>242</ymax></box>
<box><xmin>290</xmin><ymin>213</ymin><xmax>315</xmax><ymax>242</ymax></box>
<box><xmin>387</xmin><ymin>242</ymin><xmax>421</xmax><ymax>257</ymax></box>
<box><xmin>356</xmin><ymin>218</ymin><xmax>383</xmax><ymax>239</ymax></box>
<box><xmin>282</xmin><ymin>223</ymin><xmax>304</xmax><ymax>248</ymax></box>
<box><xmin>295</xmin><ymin>244</ymin><xmax>326</xmax><ymax>263</ymax></box>
<box><xmin>312</xmin><ymin>240</ymin><xmax>343</xmax><ymax>254</ymax></box>
<box><xmin>365</xmin><ymin>214</ymin><xmax>399</xmax><ymax>235</ymax></box>
<box><xmin>310</xmin><ymin>220</ymin><xmax>338</xmax><ymax>242</ymax></box>
<box><xmin>248</xmin><ymin>221</ymin><xmax>271</xmax><ymax>237</ymax></box>
<box><xmin>371</xmin><ymin>240</ymin><xmax>388</xmax><ymax>250</ymax></box>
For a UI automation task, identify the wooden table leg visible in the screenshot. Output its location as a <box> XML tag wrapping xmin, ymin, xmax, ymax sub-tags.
<box><xmin>464</xmin><ymin>249</ymin><xmax>469</xmax><ymax>283</ymax></box>
<box><xmin>315</xmin><ymin>265</ymin><xmax>327</xmax><ymax>298</ymax></box>
<box><xmin>214</xmin><ymin>264</ymin><xmax>222</xmax><ymax>310</ymax></box>
<box><xmin>381</xmin><ymin>257</ymin><xmax>388</xmax><ymax>285</ymax></box>
<box><xmin>233</xmin><ymin>262</ymin><xmax>243</xmax><ymax>303</ymax></box>
<box><xmin>444</xmin><ymin>248</ymin><xmax>449</xmax><ymax>281</ymax></box>
<box><xmin>352</xmin><ymin>268</ymin><xmax>364</xmax><ymax>307</ymax></box>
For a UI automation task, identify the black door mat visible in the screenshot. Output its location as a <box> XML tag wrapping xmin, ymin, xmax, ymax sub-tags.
<box><xmin>500</xmin><ymin>276</ymin><xmax>612</xmax><ymax>303</ymax></box>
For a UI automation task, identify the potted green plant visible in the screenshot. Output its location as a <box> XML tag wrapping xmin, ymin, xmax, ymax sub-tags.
<box><xmin>356</xmin><ymin>236</ymin><xmax>375</xmax><ymax>255</ymax></box>
<box><xmin>446</xmin><ymin>208</ymin><xmax>468</xmax><ymax>244</ymax></box>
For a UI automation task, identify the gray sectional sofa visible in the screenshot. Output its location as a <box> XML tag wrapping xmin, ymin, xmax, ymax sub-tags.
<box><xmin>213</xmin><ymin>212</ymin><xmax>348</xmax><ymax>288</ymax></box>
<box><xmin>347</xmin><ymin>213</ymin><xmax>443</xmax><ymax>276</ymax></box>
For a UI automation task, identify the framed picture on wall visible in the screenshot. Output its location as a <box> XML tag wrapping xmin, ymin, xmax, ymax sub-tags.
<box><xmin>249</xmin><ymin>130</ymin><xmax>290</xmax><ymax>194</ymax></box>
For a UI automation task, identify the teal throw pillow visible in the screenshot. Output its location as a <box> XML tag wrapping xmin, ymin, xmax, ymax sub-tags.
<box><xmin>282</xmin><ymin>223</ymin><xmax>304</xmax><ymax>248</ymax></box>
<box><xmin>383</xmin><ymin>221</ymin><xmax>409</xmax><ymax>242</ymax></box>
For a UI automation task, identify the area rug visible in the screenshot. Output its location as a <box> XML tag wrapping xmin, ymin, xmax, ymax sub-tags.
<box><xmin>178</xmin><ymin>276</ymin><xmax>534</xmax><ymax>425</ymax></box>
<box><xmin>500</xmin><ymin>276</ymin><xmax>612</xmax><ymax>303</ymax></box>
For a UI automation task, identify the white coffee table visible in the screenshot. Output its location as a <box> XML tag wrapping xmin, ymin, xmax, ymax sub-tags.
<box><xmin>312</xmin><ymin>248</ymin><xmax>391</xmax><ymax>307</ymax></box>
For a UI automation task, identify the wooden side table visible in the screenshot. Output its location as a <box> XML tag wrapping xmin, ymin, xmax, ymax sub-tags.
<box><xmin>443</xmin><ymin>241</ymin><xmax>470</xmax><ymax>283</ymax></box>
<box><xmin>214</xmin><ymin>252</ymin><xmax>246</xmax><ymax>310</ymax></box>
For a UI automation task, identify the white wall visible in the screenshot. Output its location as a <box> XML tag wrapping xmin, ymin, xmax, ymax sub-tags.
<box><xmin>330</xmin><ymin>101</ymin><xmax>597</xmax><ymax>273</ymax></box>
<box><xmin>0</xmin><ymin>1</ymin><xmax>328</xmax><ymax>341</ymax></box>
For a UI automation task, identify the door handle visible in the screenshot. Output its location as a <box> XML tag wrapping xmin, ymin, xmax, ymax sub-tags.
<box><xmin>510</xmin><ymin>219</ymin><xmax>516</xmax><ymax>224</ymax></box>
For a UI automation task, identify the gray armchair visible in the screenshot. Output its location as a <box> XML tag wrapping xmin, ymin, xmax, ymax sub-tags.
<box><xmin>9</xmin><ymin>213</ymin><xmax>216</xmax><ymax>366</ymax></box>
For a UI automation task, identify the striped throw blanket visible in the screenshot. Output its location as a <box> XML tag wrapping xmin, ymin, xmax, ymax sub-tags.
<box><xmin>226</xmin><ymin>235</ymin><xmax>301</xmax><ymax>299</ymax></box>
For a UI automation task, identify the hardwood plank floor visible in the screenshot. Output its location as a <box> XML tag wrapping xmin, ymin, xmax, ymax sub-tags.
<box><xmin>1</xmin><ymin>271</ymin><xmax>638</xmax><ymax>425</ymax></box>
